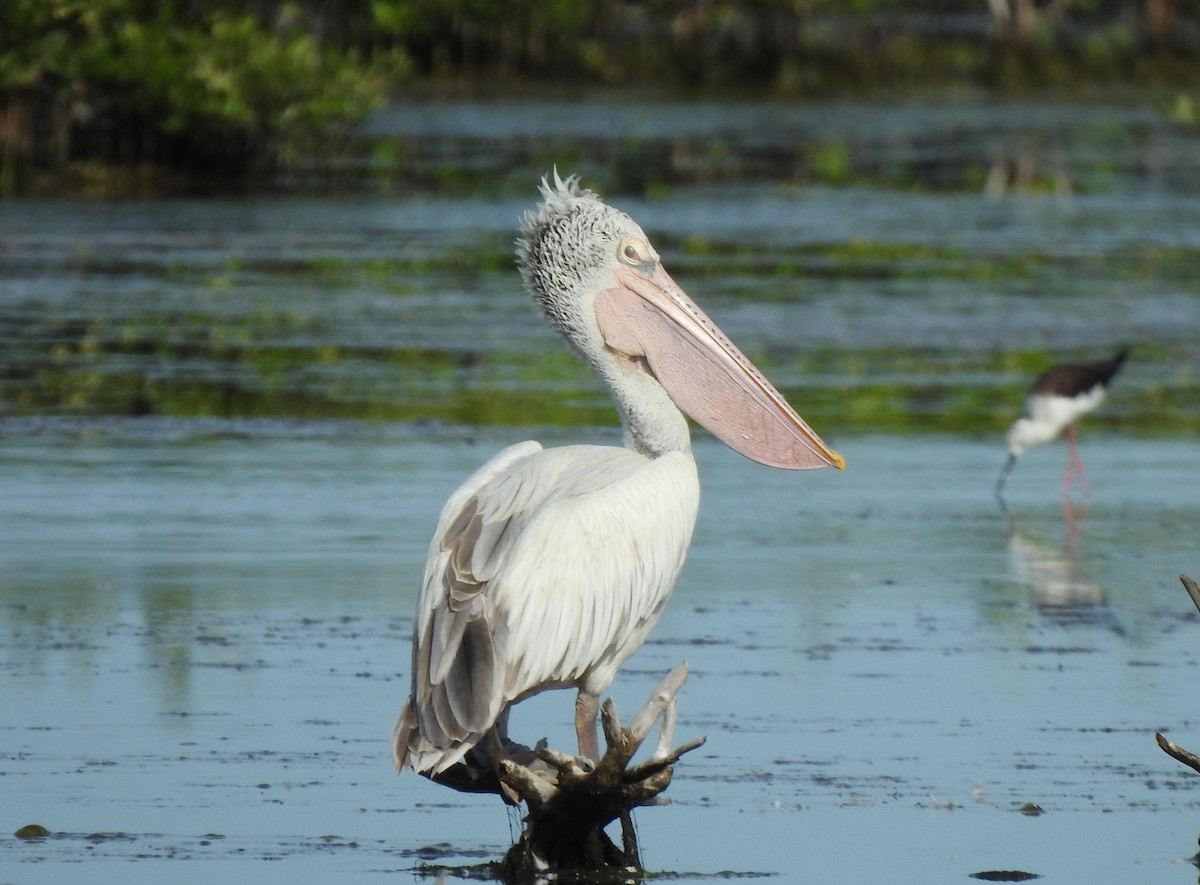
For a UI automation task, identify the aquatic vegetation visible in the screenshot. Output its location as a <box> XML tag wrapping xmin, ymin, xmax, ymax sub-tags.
<box><xmin>6</xmin><ymin>300</ymin><xmax>1198</xmax><ymax>437</ymax></box>
<box><xmin>2</xmin><ymin>3</ymin><xmax>1198</xmax><ymax>193</ymax></box>
<box><xmin>0</xmin><ymin>1</ymin><xmax>399</xmax><ymax>193</ymax></box>
<box><xmin>3</xmin><ymin>196</ymin><xmax>1199</xmax><ymax>436</ymax></box>
<box><xmin>2</xmin><ymin>96</ymin><xmax>1198</xmax><ymax>439</ymax></box>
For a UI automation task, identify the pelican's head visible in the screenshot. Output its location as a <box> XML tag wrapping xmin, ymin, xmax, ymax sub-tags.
<box><xmin>516</xmin><ymin>172</ymin><xmax>650</xmax><ymax>365</ymax></box>
<box><xmin>515</xmin><ymin>172</ymin><xmax>843</xmax><ymax>472</ymax></box>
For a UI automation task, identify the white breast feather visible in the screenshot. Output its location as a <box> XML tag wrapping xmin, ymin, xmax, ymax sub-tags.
<box><xmin>493</xmin><ymin>451</ymin><xmax>698</xmax><ymax>700</ymax></box>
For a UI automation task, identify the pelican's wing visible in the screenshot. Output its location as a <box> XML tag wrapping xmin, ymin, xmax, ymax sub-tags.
<box><xmin>394</xmin><ymin>440</ymin><xmax>541</xmax><ymax>772</ymax></box>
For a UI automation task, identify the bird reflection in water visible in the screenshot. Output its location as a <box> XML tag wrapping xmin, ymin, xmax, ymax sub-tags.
<box><xmin>1005</xmin><ymin>521</ymin><xmax>1125</xmax><ymax>635</ymax></box>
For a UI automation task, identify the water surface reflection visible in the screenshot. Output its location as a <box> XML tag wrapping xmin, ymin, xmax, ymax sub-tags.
<box><xmin>3</xmin><ymin>426</ymin><xmax>1199</xmax><ymax>882</ymax></box>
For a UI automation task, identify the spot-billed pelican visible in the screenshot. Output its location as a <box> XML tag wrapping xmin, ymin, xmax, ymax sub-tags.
<box><xmin>393</xmin><ymin>173</ymin><xmax>843</xmax><ymax>777</ymax></box>
<box><xmin>995</xmin><ymin>347</ymin><xmax>1128</xmax><ymax>498</ymax></box>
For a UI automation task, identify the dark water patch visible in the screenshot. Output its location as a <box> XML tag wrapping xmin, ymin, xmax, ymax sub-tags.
<box><xmin>1022</xmin><ymin>645</ymin><xmax>1100</xmax><ymax>655</ymax></box>
<box><xmin>361</xmin><ymin>98</ymin><xmax>1196</xmax><ymax>198</ymax></box>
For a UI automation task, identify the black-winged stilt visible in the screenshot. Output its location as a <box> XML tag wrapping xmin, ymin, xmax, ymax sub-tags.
<box><xmin>994</xmin><ymin>348</ymin><xmax>1128</xmax><ymax>499</ymax></box>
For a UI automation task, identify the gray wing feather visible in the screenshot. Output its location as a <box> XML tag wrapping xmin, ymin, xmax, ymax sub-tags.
<box><xmin>395</xmin><ymin>441</ymin><xmax>541</xmax><ymax>772</ymax></box>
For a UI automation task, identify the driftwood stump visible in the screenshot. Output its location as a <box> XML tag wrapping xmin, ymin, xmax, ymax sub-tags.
<box><xmin>424</xmin><ymin>662</ymin><xmax>705</xmax><ymax>879</ymax></box>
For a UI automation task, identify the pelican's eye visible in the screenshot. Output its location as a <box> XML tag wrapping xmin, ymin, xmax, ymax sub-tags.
<box><xmin>619</xmin><ymin>237</ymin><xmax>651</xmax><ymax>266</ymax></box>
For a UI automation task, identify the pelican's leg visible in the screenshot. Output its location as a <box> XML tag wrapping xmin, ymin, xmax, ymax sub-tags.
<box><xmin>575</xmin><ymin>689</ymin><xmax>600</xmax><ymax>761</ymax></box>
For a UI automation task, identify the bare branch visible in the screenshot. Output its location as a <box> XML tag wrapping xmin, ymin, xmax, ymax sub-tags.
<box><xmin>534</xmin><ymin>745</ymin><xmax>578</xmax><ymax>771</ymax></box>
<box><xmin>626</xmin><ymin>735</ymin><xmax>706</xmax><ymax>783</ymax></box>
<box><xmin>1157</xmin><ymin>732</ymin><xmax>1200</xmax><ymax>776</ymax></box>
<box><xmin>627</xmin><ymin>661</ymin><xmax>689</xmax><ymax>742</ymax></box>
<box><xmin>1154</xmin><ymin>577</ymin><xmax>1200</xmax><ymax>778</ymax></box>
<box><xmin>600</xmin><ymin>698</ymin><xmax>625</xmax><ymax>754</ymax></box>
<box><xmin>654</xmin><ymin>695</ymin><xmax>678</xmax><ymax>761</ymax></box>
<box><xmin>1180</xmin><ymin>574</ymin><xmax>1200</xmax><ymax>614</ymax></box>
<box><xmin>498</xmin><ymin>758</ymin><xmax>556</xmax><ymax>808</ymax></box>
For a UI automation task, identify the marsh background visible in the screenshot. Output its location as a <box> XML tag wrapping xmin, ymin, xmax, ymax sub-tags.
<box><xmin>3</xmin><ymin>2</ymin><xmax>1200</xmax><ymax>883</ymax></box>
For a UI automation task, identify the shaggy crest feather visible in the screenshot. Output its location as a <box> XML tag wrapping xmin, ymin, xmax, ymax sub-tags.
<box><xmin>516</xmin><ymin>170</ymin><xmax>596</xmax><ymax>255</ymax></box>
<box><xmin>514</xmin><ymin>171</ymin><xmax>632</xmax><ymax>347</ymax></box>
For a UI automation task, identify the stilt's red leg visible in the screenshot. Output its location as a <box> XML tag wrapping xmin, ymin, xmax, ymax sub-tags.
<box><xmin>1064</xmin><ymin>425</ymin><xmax>1090</xmax><ymax>501</ymax></box>
<box><xmin>1061</xmin><ymin>431</ymin><xmax>1076</xmax><ymax>499</ymax></box>
<box><xmin>1061</xmin><ymin>426</ymin><xmax>1090</xmax><ymax>528</ymax></box>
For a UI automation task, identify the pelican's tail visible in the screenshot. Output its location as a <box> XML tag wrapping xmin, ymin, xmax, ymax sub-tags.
<box><xmin>392</xmin><ymin>699</ymin><xmax>476</xmax><ymax>776</ymax></box>
<box><xmin>391</xmin><ymin>699</ymin><xmax>418</xmax><ymax>771</ymax></box>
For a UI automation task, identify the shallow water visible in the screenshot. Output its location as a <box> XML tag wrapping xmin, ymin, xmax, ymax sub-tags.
<box><xmin>2</xmin><ymin>95</ymin><xmax>1200</xmax><ymax>432</ymax></box>
<box><xmin>3</xmin><ymin>94</ymin><xmax>1200</xmax><ymax>882</ymax></box>
<box><xmin>3</xmin><ymin>421</ymin><xmax>1200</xmax><ymax>883</ymax></box>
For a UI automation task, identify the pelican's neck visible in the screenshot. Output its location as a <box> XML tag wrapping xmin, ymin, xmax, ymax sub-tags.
<box><xmin>604</xmin><ymin>361</ymin><xmax>693</xmax><ymax>460</ymax></box>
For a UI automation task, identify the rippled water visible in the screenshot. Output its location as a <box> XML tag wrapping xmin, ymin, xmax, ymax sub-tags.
<box><xmin>3</xmin><ymin>423</ymin><xmax>1200</xmax><ymax>883</ymax></box>
<box><xmin>3</xmin><ymin>95</ymin><xmax>1200</xmax><ymax>883</ymax></box>
<box><xmin>3</xmin><ymin>96</ymin><xmax>1199</xmax><ymax>431</ymax></box>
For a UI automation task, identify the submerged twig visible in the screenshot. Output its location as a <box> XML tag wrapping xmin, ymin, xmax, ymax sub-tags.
<box><xmin>1180</xmin><ymin>574</ymin><xmax>1200</xmax><ymax>615</ymax></box>
<box><xmin>1156</xmin><ymin>731</ymin><xmax>1200</xmax><ymax>776</ymax></box>
<box><xmin>1154</xmin><ymin>576</ymin><xmax>1200</xmax><ymax>776</ymax></box>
